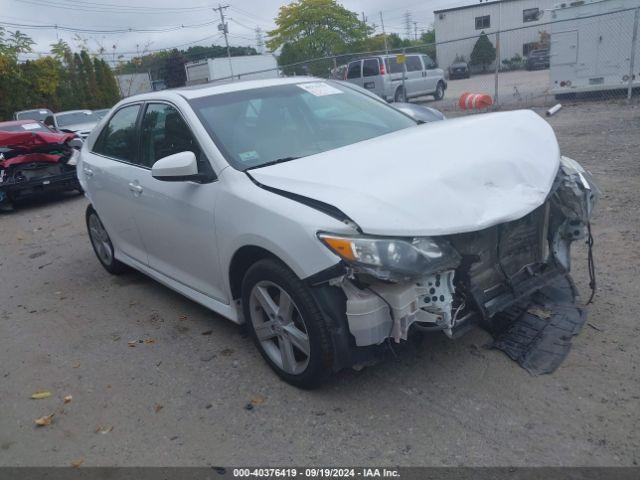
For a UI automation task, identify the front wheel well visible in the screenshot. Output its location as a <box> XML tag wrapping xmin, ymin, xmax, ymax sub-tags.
<box><xmin>228</xmin><ymin>246</ymin><xmax>281</xmax><ymax>300</ymax></box>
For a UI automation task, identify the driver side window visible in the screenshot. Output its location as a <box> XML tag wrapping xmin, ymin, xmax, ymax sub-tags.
<box><xmin>140</xmin><ymin>103</ymin><xmax>210</xmax><ymax>173</ymax></box>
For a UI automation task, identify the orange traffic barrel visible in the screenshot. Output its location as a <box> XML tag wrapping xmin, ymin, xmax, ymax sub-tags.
<box><xmin>459</xmin><ymin>92</ymin><xmax>493</xmax><ymax>110</ymax></box>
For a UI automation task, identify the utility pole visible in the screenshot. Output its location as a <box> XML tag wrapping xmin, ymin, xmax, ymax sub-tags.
<box><xmin>414</xmin><ymin>22</ymin><xmax>418</xmax><ymax>41</ymax></box>
<box><xmin>379</xmin><ymin>11</ymin><xmax>389</xmax><ymax>56</ymax></box>
<box><xmin>213</xmin><ymin>4</ymin><xmax>234</xmax><ymax>79</ymax></box>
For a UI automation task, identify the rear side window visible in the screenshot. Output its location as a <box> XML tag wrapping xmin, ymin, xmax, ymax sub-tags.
<box><xmin>362</xmin><ymin>59</ymin><xmax>379</xmax><ymax>77</ymax></box>
<box><xmin>405</xmin><ymin>56</ymin><xmax>423</xmax><ymax>72</ymax></box>
<box><xmin>93</xmin><ymin>105</ymin><xmax>141</xmax><ymax>163</ymax></box>
<box><xmin>347</xmin><ymin>61</ymin><xmax>361</xmax><ymax>79</ymax></box>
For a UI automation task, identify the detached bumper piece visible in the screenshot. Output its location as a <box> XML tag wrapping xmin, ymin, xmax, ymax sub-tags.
<box><xmin>491</xmin><ymin>274</ymin><xmax>586</xmax><ymax>375</ymax></box>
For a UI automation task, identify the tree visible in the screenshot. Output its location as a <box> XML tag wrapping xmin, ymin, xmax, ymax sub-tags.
<box><xmin>95</xmin><ymin>58</ymin><xmax>121</xmax><ymax>106</ymax></box>
<box><xmin>164</xmin><ymin>49</ymin><xmax>187</xmax><ymax>88</ymax></box>
<box><xmin>419</xmin><ymin>28</ymin><xmax>437</xmax><ymax>63</ymax></box>
<box><xmin>470</xmin><ymin>31</ymin><xmax>496</xmax><ymax>72</ymax></box>
<box><xmin>80</xmin><ymin>50</ymin><xmax>99</xmax><ymax>108</ymax></box>
<box><xmin>0</xmin><ymin>28</ymin><xmax>34</xmax><ymax>119</ymax></box>
<box><xmin>267</xmin><ymin>0</ymin><xmax>370</xmax><ymax>75</ymax></box>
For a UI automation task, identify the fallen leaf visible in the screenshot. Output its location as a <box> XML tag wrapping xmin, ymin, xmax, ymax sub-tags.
<box><xmin>63</xmin><ymin>395</ymin><xmax>72</xmax><ymax>404</ymax></box>
<box><xmin>127</xmin><ymin>341</ymin><xmax>136</xmax><ymax>348</ymax></box>
<box><xmin>144</xmin><ymin>339</ymin><xmax>156</xmax><ymax>344</ymax></box>
<box><xmin>72</xmin><ymin>361</ymin><xmax>81</xmax><ymax>368</ymax></box>
<box><xmin>95</xmin><ymin>425</ymin><xmax>113</xmax><ymax>434</ymax></box>
<box><xmin>34</xmin><ymin>414</ymin><xmax>54</xmax><ymax>426</ymax></box>
<box><xmin>31</xmin><ymin>391</ymin><xmax>52</xmax><ymax>400</ymax></box>
<box><xmin>220</xmin><ymin>348</ymin><xmax>234</xmax><ymax>356</ymax></box>
<box><xmin>179</xmin><ymin>314</ymin><xmax>188</xmax><ymax>321</ymax></box>
<box><xmin>154</xmin><ymin>404</ymin><xmax>163</xmax><ymax>413</ymax></box>
<box><xmin>250</xmin><ymin>395</ymin><xmax>265</xmax><ymax>406</ymax></box>
<box><xmin>527</xmin><ymin>307</ymin><xmax>552</xmax><ymax>320</ymax></box>
<box><xmin>201</xmin><ymin>330</ymin><xmax>213</xmax><ymax>336</ymax></box>
<box><xmin>71</xmin><ymin>458</ymin><xmax>84</xmax><ymax>468</ymax></box>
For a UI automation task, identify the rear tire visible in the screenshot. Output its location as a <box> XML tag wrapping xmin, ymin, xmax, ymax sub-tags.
<box><xmin>241</xmin><ymin>258</ymin><xmax>333</xmax><ymax>389</ymax></box>
<box><xmin>394</xmin><ymin>87</ymin><xmax>406</xmax><ymax>103</ymax></box>
<box><xmin>434</xmin><ymin>81</ymin><xmax>445</xmax><ymax>100</ymax></box>
<box><xmin>86</xmin><ymin>206</ymin><xmax>128</xmax><ymax>275</ymax></box>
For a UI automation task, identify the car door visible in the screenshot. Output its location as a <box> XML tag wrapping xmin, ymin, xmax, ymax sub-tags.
<box><xmin>361</xmin><ymin>58</ymin><xmax>382</xmax><ymax>96</ymax></box>
<box><xmin>346</xmin><ymin>60</ymin><xmax>363</xmax><ymax>88</ymax></box>
<box><xmin>82</xmin><ymin>104</ymin><xmax>148</xmax><ymax>264</ymax></box>
<box><xmin>421</xmin><ymin>55</ymin><xmax>440</xmax><ymax>93</ymax></box>
<box><xmin>404</xmin><ymin>55</ymin><xmax>427</xmax><ymax>97</ymax></box>
<box><xmin>131</xmin><ymin>102</ymin><xmax>226</xmax><ymax>302</ymax></box>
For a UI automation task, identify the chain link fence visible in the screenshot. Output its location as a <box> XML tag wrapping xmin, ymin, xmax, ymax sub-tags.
<box><xmin>199</xmin><ymin>5</ymin><xmax>639</xmax><ymax>115</ymax></box>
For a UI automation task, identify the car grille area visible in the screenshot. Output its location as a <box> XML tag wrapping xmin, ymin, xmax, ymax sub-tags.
<box><xmin>446</xmin><ymin>203</ymin><xmax>549</xmax><ymax>316</ymax></box>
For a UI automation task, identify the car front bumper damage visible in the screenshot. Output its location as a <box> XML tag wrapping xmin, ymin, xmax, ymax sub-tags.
<box><xmin>312</xmin><ymin>157</ymin><xmax>600</xmax><ymax>374</ymax></box>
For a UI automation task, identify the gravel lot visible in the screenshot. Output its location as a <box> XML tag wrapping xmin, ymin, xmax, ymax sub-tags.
<box><xmin>0</xmin><ymin>100</ymin><xmax>638</xmax><ymax>467</ymax></box>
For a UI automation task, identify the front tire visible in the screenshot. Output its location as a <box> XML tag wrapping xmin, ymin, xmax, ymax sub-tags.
<box><xmin>241</xmin><ymin>258</ymin><xmax>333</xmax><ymax>389</ymax></box>
<box><xmin>86</xmin><ymin>206</ymin><xmax>128</xmax><ymax>275</ymax></box>
<box><xmin>434</xmin><ymin>81</ymin><xmax>445</xmax><ymax>100</ymax></box>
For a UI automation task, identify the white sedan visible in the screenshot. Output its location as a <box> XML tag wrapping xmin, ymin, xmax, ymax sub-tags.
<box><xmin>78</xmin><ymin>77</ymin><xmax>598</xmax><ymax>388</ymax></box>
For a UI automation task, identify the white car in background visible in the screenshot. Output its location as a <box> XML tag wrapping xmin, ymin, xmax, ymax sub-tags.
<box><xmin>78</xmin><ymin>77</ymin><xmax>598</xmax><ymax>388</ymax></box>
<box><xmin>45</xmin><ymin>110</ymin><xmax>102</xmax><ymax>139</ymax></box>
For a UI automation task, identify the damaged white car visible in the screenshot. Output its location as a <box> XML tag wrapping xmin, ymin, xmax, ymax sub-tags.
<box><xmin>78</xmin><ymin>77</ymin><xmax>599</xmax><ymax>388</ymax></box>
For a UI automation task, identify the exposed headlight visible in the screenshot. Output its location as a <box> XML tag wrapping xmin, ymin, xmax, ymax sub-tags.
<box><xmin>318</xmin><ymin>233</ymin><xmax>461</xmax><ymax>281</ymax></box>
<box><xmin>67</xmin><ymin>148</ymin><xmax>80</xmax><ymax>166</ymax></box>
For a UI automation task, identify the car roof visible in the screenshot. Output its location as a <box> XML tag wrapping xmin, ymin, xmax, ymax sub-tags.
<box><xmin>55</xmin><ymin>109</ymin><xmax>93</xmax><ymax>116</ymax></box>
<box><xmin>119</xmin><ymin>76</ymin><xmax>334</xmax><ymax>102</ymax></box>
<box><xmin>16</xmin><ymin>108</ymin><xmax>52</xmax><ymax>114</ymax></box>
<box><xmin>0</xmin><ymin>120</ymin><xmax>40</xmax><ymax>126</ymax></box>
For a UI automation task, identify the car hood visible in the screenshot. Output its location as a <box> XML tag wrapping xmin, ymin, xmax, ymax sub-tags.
<box><xmin>61</xmin><ymin>121</ymin><xmax>97</xmax><ymax>133</ymax></box>
<box><xmin>249</xmin><ymin>110</ymin><xmax>560</xmax><ymax>236</ymax></box>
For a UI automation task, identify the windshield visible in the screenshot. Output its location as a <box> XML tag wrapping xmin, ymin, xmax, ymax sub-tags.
<box><xmin>189</xmin><ymin>81</ymin><xmax>417</xmax><ymax>170</ymax></box>
<box><xmin>16</xmin><ymin>109</ymin><xmax>51</xmax><ymax>121</ymax></box>
<box><xmin>56</xmin><ymin>111</ymin><xmax>100</xmax><ymax>127</ymax></box>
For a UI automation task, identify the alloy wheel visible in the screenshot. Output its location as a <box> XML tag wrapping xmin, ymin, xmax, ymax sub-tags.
<box><xmin>248</xmin><ymin>280</ymin><xmax>311</xmax><ymax>375</ymax></box>
<box><xmin>88</xmin><ymin>213</ymin><xmax>113</xmax><ymax>265</ymax></box>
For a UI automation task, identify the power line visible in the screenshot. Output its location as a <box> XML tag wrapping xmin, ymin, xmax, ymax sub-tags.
<box><xmin>0</xmin><ymin>18</ymin><xmax>218</xmax><ymax>34</ymax></box>
<box><xmin>11</xmin><ymin>0</ymin><xmax>212</xmax><ymax>14</ymax></box>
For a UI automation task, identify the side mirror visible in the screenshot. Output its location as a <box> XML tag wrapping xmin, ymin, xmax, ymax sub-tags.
<box><xmin>152</xmin><ymin>151</ymin><xmax>201</xmax><ymax>182</ymax></box>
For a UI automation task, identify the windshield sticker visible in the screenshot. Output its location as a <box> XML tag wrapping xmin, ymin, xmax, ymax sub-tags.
<box><xmin>297</xmin><ymin>82</ymin><xmax>343</xmax><ymax>97</ymax></box>
<box><xmin>22</xmin><ymin>123</ymin><xmax>41</xmax><ymax>130</ymax></box>
<box><xmin>239</xmin><ymin>151</ymin><xmax>260</xmax><ymax>163</ymax></box>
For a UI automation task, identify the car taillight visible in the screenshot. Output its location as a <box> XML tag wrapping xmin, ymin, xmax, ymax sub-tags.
<box><xmin>379</xmin><ymin>63</ymin><xmax>386</xmax><ymax>75</ymax></box>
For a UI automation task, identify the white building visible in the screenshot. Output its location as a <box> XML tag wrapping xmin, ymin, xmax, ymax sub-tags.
<box><xmin>185</xmin><ymin>54</ymin><xmax>279</xmax><ymax>85</ymax></box>
<box><xmin>434</xmin><ymin>0</ymin><xmax>557</xmax><ymax>71</ymax></box>
<box><xmin>116</xmin><ymin>72</ymin><xmax>153</xmax><ymax>98</ymax></box>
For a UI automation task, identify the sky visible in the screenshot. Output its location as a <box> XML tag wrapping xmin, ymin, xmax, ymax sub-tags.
<box><xmin>2</xmin><ymin>0</ymin><xmax>469</xmax><ymax>63</ymax></box>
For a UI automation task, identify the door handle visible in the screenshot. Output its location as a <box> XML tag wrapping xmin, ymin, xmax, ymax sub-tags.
<box><xmin>128</xmin><ymin>182</ymin><xmax>143</xmax><ymax>194</ymax></box>
<box><xmin>83</xmin><ymin>168</ymin><xmax>94</xmax><ymax>177</ymax></box>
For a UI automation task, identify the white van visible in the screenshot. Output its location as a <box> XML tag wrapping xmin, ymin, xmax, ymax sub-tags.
<box><xmin>344</xmin><ymin>54</ymin><xmax>447</xmax><ymax>102</ymax></box>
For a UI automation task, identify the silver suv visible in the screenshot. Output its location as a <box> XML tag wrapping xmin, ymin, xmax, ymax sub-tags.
<box><xmin>344</xmin><ymin>54</ymin><xmax>447</xmax><ymax>102</ymax></box>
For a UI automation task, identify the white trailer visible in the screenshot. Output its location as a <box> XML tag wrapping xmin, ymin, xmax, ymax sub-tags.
<box><xmin>185</xmin><ymin>54</ymin><xmax>279</xmax><ymax>85</ymax></box>
<box><xmin>550</xmin><ymin>0</ymin><xmax>640</xmax><ymax>97</ymax></box>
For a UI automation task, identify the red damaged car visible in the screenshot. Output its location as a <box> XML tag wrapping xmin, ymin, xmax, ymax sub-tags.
<box><xmin>0</xmin><ymin>120</ymin><xmax>83</xmax><ymax>212</ymax></box>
